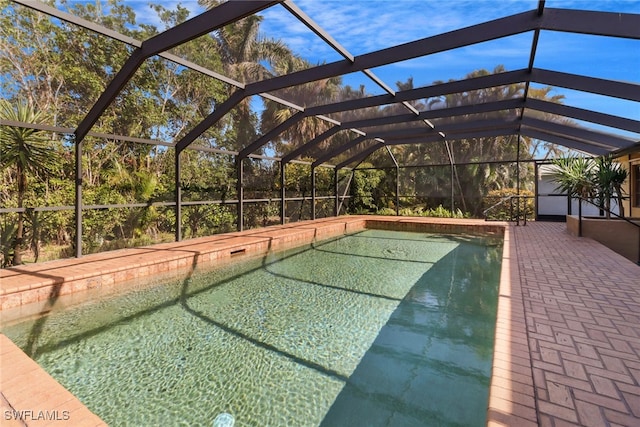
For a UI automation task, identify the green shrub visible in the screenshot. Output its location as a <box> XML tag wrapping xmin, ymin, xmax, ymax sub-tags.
<box><xmin>421</xmin><ymin>205</ymin><xmax>466</xmax><ymax>218</ymax></box>
<box><xmin>483</xmin><ymin>189</ymin><xmax>534</xmax><ymax>220</ymax></box>
<box><xmin>376</xmin><ymin>207</ymin><xmax>397</xmax><ymax>216</ymax></box>
<box><xmin>399</xmin><ymin>207</ymin><xmax>417</xmax><ymax>216</ymax></box>
<box><xmin>382</xmin><ymin>205</ymin><xmax>466</xmax><ymax>218</ymax></box>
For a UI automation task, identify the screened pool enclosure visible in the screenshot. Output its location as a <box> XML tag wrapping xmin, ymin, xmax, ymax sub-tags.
<box><xmin>0</xmin><ymin>0</ymin><xmax>638</xmax><ymax>262</ymax></box>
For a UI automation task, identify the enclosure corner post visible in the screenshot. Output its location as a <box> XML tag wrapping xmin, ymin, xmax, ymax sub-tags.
<box><xmin>334</xmin><ymin>168</ymin><xmax>339</xmax><ymax>217</ymax></box>
<box><xmin>280</xmin><ymin>161</ymin><xmax>286</xmax><ymax>225</ymax></box>
<box><xmin>516</xmin><ymin>135</ymin><xmax>521</xmax><ymax>224</ymax></box>
<box><xmin>534</xmin><ymin>161</ymin><xmax>539</xmax><ymax>221</ymax></box>
<box><xmin>311</xmin><ymin>166</ymin><xmax>316</xmax><ymax>220</ymax></box>
<box><xmin>175</xmin><ymin>148</ymin><xmax>182</xmax><ymax>242</ymax></box>
<box><xmin>237</xmin><ymin>156</ymin><xmax>244</xmax><ymax>232</ymax></box>
<box><xmin>637</xmin><ymin>229</ymin><xmax>639</xmax><ymax>266</ymax></box>
<box><xmin>396</xmin><ymin>164</ymin><xmax>400</xmax><ymax>216</ymax></box>
<box><xmin>74</xmin><ymin>135</ymin><xmax>83</xmax><ymax>258</ymax></box>
<box><xmin>578</xmin><ymin>197</ymin><xmax>583</xmax><ymax>237</ymax></box>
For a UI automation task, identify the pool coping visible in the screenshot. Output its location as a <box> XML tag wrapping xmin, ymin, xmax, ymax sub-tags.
<box><xmin>486</xmin><ymin>224</ymin><xmax>538</xmax><ymax>426</ymax></box>
<box><xmin>1</xmin><ymin>216</ymin><xmax>518</xmax><ymax>426</ymax></box>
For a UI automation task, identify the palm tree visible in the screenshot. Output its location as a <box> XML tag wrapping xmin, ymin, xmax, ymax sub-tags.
<box><xmin>551</xmin><ymin>155</ymin><xmax>628</xmax><ymax>219</ymax></box>
<box><xmin>550</xmin><ymin>156</ymin><xmax>596</xmax><ymax>203</ymax></box>
<box><xmin>201</xmin><ymin>3</ymin><xmax>296</xmax><ymax>150</ymax></box>
<box><xmin>422</xmin><ymin>66</ymin><xmax>526</xmax><ymax>215</ymax></box>
<box><xmin>0</xmin><ymin>100</ymin><xmax>59</xmax><ymax>265</ymax></box>
<box><xmin>595</xmin><ymin>155</ymin><xmax>628</xmax><ymax>218</ymax></box>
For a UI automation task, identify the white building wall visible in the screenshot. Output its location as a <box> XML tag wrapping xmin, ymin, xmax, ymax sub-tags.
<box><xmin>537</xmin><ymin>173</ymin><xmax>616</xmax><ymax>217</ymax></box>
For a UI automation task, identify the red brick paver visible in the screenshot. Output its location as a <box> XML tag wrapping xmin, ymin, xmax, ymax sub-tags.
<box><xmin>515</xmin><ymin>222</ymin><xmax>640</xmax><ymax>426</ymax></box>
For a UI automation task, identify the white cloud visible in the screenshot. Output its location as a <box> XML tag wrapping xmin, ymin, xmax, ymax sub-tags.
<box><xmin>545</xmin><ymin>0</ymin><xmax>640</xmax><ymax>12</ymax></box>
<box><xmin>87</xmin><ymin>0</ymin><xmax>637</xmax><ymax>105</ymax></box>
<box><xmin>286</xmin><ymin>0</ymin><xmax>538</xmax><ymax>53</ymax></box>
<box><xmin>116</xmin><ymin>0</ymin><xmax>206</xmax><ymax>30</ymax></box>
<box><xmin>257</xmin><ymin>0</ymin><xmax>543</xmax><ymax>73</ymax></box>
<box><xmin>256</xmin><ymin>0</ymin><xmax>640</xmax><ymax>92</ymax></box>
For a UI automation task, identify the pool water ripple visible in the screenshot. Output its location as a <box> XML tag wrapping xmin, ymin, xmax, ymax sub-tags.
<box><xmin>2</xmin><ymin>229</ymin><xmax>501</xmax><ymax>427</ymax></box>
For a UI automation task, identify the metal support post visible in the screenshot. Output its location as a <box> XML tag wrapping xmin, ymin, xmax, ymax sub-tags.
<box><xmin>396</xmin><ymin>165</ymin><xmax>400</xmax><ymax>216</ymax></box>
<box><xmin>311</xmin><ymin>166</ymin><xmax>316</xmax><ymax>220</ymax></box>
<box><xmin>534</xmin><ymin>162</ymin><xmax>539</xmax><ymax>221</ymax></box>
<box><xmin>516</xmin><ymin>136</ymin><xmax>521</xmax><ymax>225</ymax></box>
<box><xmin>280</xmin><ymin>161</ymin><xmax>286</xmax><ymax>224</ymax></box>
<box><xmin>175</xmin><ymin>148</ymin><xmax>182</xmax><ymax>241</ymax></box>
<box><xmin>578</xmin><ymin>197</ymin><xmax>583</xmax><ymax>237</ymax></box>
<box><xmin>74</xmin><ymin>137</ymin><xmax>83</xmax><ymax>257</ymax></box>
<box><xmin>236</xmin><ymin>157</ymin><xmax>244</xmax><ymax>232</ymax></box>
<box><xmin>334</xmin><ymin>168</ymin><xmax>339</xmax><ymax>216</ymax></box>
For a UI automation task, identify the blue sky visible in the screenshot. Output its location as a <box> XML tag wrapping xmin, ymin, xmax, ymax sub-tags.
<box><xmin>259</xmin><ymin>0</ymin><xmax>639</xmax><ymax>124</ymax></box>
<box><xmin>71</xmin><ymin>0</ymin><xmax>640</xmax><ymax>137</ymax></box>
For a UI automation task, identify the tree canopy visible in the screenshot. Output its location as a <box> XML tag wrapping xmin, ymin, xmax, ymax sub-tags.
<box><xmin>0</xmin><ymin>0</ymin><xmax>566</xmax><ymax>265</ymax></box>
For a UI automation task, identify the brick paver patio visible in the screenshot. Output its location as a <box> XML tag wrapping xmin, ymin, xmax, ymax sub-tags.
<box><xmin>515</xmin><ymin>222</ymin><xmax>640</xmax><ymax>426</ymax></box>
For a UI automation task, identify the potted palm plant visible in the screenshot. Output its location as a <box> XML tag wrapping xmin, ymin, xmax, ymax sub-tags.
<box><xmin>551</xmin><ymin>155</ymin><xmax>638</xmax><ymax>263</ymax></box>
<box><xmin>551</xmin><ymin>155</ymin><xmax>628</xmax><ymax>218</ymax></box>
<box><xmin>550</xmin><ymin>155</ymin><xmax>596</xmax><ymax>207</ymax></box>
<box><xmin>594</xmin><ymin>155</ymin><xmax>628</xmax><ymax>218</ymax></box>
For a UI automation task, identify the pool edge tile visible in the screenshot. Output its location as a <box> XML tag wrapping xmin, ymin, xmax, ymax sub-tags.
<box><xmin>486</xmin><ymin>225</ymin><xmax>538</xmax><ymax>427</ymax></box>
<box><xmin>0</xmin><ymin>334</ymin><xmax>107</xmax><ymax>427</ymax></box>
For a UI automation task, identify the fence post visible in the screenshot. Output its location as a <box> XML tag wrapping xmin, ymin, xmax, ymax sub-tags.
<box><xmin>509</xmin><ymin>197</ymin><xmax>514</xmax><ymax>223</ymax></box>
<box><xmin>578</xmin><ymin>197</ymin><xmax>582</xmax><ymax>237</ymax></box>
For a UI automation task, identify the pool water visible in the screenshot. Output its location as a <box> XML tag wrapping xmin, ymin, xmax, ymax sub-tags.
<box><xmin>2</xmin><ymin>229</ymin><xmax>502</xmax><ymax>426</ymax></box>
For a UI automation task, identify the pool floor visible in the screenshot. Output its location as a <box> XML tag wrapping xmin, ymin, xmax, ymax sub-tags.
<box><xmin>2</xmin><ymin>229</ymin><xmax>502</xmax><ymax>426</ymax></box>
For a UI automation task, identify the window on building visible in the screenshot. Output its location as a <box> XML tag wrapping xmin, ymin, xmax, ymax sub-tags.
<box><xmin>635</xmin><ymin>164</ymin><xmax>640</xmax><ymax>207</ymax></box>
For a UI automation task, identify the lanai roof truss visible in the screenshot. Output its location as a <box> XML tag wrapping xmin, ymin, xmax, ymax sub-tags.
<box><xmin>10</xmin><ymin>0</ymin><xmax>640</xmax><ymax>167</ymax></box>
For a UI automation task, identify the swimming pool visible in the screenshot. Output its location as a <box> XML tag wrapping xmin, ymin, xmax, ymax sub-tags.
<box><xmin>2</xmin><ymin>229</ymin><xmax>502</xmax><ymax>426</ymax></box>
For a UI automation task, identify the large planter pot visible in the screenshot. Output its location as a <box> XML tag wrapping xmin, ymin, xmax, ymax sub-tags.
<box><xmin>566</xmin><ymin>215</ymin><xmax>640</xmax><ymax>264</ymax></box>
